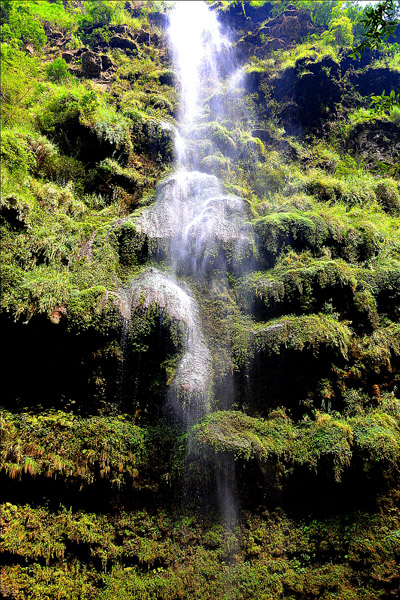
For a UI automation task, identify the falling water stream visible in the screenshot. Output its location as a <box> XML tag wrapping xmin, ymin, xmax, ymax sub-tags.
<box><xmin>127</xmin><ymin>0</ymin><xmax>250</xmax><ymax>537</ymax></box>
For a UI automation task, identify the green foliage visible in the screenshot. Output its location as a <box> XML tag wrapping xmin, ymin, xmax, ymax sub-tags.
<box><xmin>294</xmin><ymin>1</ymin><xmax>339</xmax><ymax>29</ymax></box>
<box><xmin>192</xmin><ymin>401</ymin><xmax>400</xmax><ymax>481</ymax></box>
<box><xmin>370</xmin><ymin>87</ymin><xmax>400</xmax><ymax>114</ymax></box>
<box><xmin>350</xmin><ymin>0</ymin><xmax>400</xmax><ymax>112</ymax></box>
<box><xmin>322</xmin><ymin>8</ymin><xmax>354</xmax><ymax>48</ymax></box>
<box><xmin>46</xmin><ymin>58</ymin><xmax>70</xmax><ymax>83</ymax></box>
<box><xmin>0</xmin><ymin>410</ymin><xmax>146</xmax><ymax>486</ymax></box>
<box><xmin>305</xmin><ymin>170</ymin><xmax>377</xmax><ymax>207</ymax></box>
<box><xmin>0</xmin><ymin>129</ymin><xmax>36</xmax><ymax>174</ymax></box>
<box><xmin>79</xmin><ymin>1</ymin><xmax>113</xmax><ymax>30</ymax></box>
<box><xmin>374</xmin><ymin>178</ymin><xmax>400</xmax><ymax>214</ymax></box>
<box><xmin>0</xmin><ymin>1</ymin><xmax>46</xmax><ymax>49</ymax></box>
<box><xmin>1</xmin><ymin>4</ymin><xmax>400</xmax><ymax>600</ymax></box>
<box><xmin>28</xmin><ymin>0</ymin><xmax>78</xmax><ymax>32</ymax></box>
<box><xmin>0</xmin><ymin>42</ymin><xmax>41</xmax><ymax>128</ymax></box>
<box><xmin>2</xmin><ymin>501</ymin><xmax>399</xmax><ymax>600</ymax></box>
<box><xmin>242</xmin><ymin>256</ymin><xmax>357</xmax><ymax>313</ymax></box>
<box><xmin>267</xmin><ymin>40</ymin><xmax>339</xmax><ymax>74</ymax></box>
<box><xmin>351</xmin><ymin>0</ymin><xmax>399</xmax><ymax>57</ymax></box>
<box><xmin>228</xmin><ymin>312</ymin><xmax>352</xmax><ymax>370</ymax></box>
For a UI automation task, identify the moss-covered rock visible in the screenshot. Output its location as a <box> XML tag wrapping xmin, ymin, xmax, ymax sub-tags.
<box><xmin>191</xmin><ymin>402</ymin><xmax>400</xmax><ymax>483</ymax></box>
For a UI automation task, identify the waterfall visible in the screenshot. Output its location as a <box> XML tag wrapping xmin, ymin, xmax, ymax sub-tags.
<box><xmin>127</xmin><ymin>0</ymin><xmax>249</xmax><ymax>534</ymax></box>
<box><xmin>168</xmin><ymin>0</ymin><xmax>231</xmax><ymax>167</ymax></box>
<box><xmin>135</xmin><ymin>0</ymin><xmax>252</xmax><ymax>278</ymax></box>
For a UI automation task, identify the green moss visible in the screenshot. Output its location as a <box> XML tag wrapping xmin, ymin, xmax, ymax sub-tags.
<box><xmin>374</xmin><ymin>178</ymin><xmax>400</xmax><ymax>215</ymax></box>
<box><xmin>305</xmin><ymin>171</ymin><xmax>377</xmax><ymax>206</ymax></box>
<box><xmin>351</xmin><ymin>408</ymin><xmax>400</xmax><ymax>464</ymax></box>
<box><xmin>1</xmin><ymin>499</ymin><xmax>399</xmax><ymax>600</ymax></box>
<box><xmin>191</xmin><ymin>402</ymin><xmax>400</xmax><ymax>482</ymax></box>
<box><xmin>228</xmin><ymin>313</ymin><xmax>352</xmax><ymax>369</ymax></box>
<box><xmin>253</xmin><ymin>198</ymin><xmax>398</xmax><ymax>266</ymax></box>
<box><xmin>241</xmin><ymin>256</ymin><xmax>358</xmax><ymax>313</ymax></box>
<box><xmin>254</xmin><ymin>212</ymin><xmax>324</xmax><ymax>262</ymax></box>
<box><xmin>0</xmin><ymin>410</ymin><xmax>146</xmax><ymax>487</ymax></box>
<box><xmin>357</xmin><ymin>323</ymin><xmax>400</xmax><ymax>373</ymax></box>
<box><xmin>191</xmin><ymin>410</ymin><xmax>294</xmax><ymax>461</ymax></box>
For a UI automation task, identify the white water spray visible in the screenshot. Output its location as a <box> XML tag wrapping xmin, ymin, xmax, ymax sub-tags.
<box><xmin>168</xmin><ymin>0</ymin><xmax>231</xmax><ymax>164</ymax></box>
<box><xmin>119</xmin><ymin>1</ymin><xmax>246</xmax><ymax>540</ymax></box>
<box><xmin>135</xmin><ymin>1</ymin><xmax>252</xmax><ymax>277</ymax></box>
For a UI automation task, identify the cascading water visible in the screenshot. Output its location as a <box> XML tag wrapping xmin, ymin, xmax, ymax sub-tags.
<box><xmin>168</xmin><ymin>0</ymin><xmax>231</xmax><ymax>167</ymax></box>
<box><xmin>123</xmin><ymin>267</ymin><xmax>212</xmax><ymax>424</ymax></box>
<box><xmin>135</xmin><ymin>1</ymin><xmax>253</xmax><ymax>278</ymax></box>
<box><xmin>128</xmin><ymin>0</ymin><xmax>251</xmax><ymax>534</ymax></box>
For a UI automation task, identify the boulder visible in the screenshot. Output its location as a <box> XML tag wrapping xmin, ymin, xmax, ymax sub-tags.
<box><xmin>148</xmin><ymin>12</ymin><xmax>169</xmax><ymax>28</ymax></box>
<box><xmin>349</xmin><ymin>67</ymin><xmax>400</xmax><ymax>97</ymax></box>
<box><xmin>236</xmin><ymin>8</ymin><xmax>318</xmax><ymax>60</ymax></box>
<box><xmin>100</xmin><ymin>54</ymin><xmax>114</xmax><ymax>71</ymax></box>
<box><xmin>344</xmin><ymin>121</ymin><xmax>400</xmax><ymax>169</ymax></box>
<box><xmin>62</xmin><ymin>51</ymin><xmax>74</xmax><ymax>63</ymax></box>
<box><xmin>81</xmin><ymin>51</ymin><xmax>102</xmax><ymax>78</ymax></box>
<box><xmin>108</xmin><ymin>25</ymin><xmax>128</xmax><ymax>35</ymax></box>
<box><xmin>109</xmin><ymin>35</ymin><xmax>138</xmax><ymax>52</ymax></box>
<box><xmin>159</xmin><ymin>70</ymin><xmax>176</xmax><ymax>86</ymax></box>
<box><xmin>74</xmin><ymin>47</ymin><xmax>89</xmax><ymax>57</ymax></box>
<box><xmin>261</xmin><ymin>9</ymin><xmax>317</xmax><ymax>45</ymax></box>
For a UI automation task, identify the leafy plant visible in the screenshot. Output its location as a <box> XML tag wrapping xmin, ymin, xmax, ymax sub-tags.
<box><xmin>46</xmin><ymin>58</ymin><xmax>70</xmax><ymax>83</ymax></box>
<box><xmin>0</xmin><ymin>1</ymin><xmax>46</xmax><ymax>49</ymax></box>
<box><xmin>351</xmin><ymin>0</ymin><xmax>399</xmax><ymax>58</ymax></box>
<box><xmin>351</xmin><ymin>0</ymin><xmax>400</xmax><ymax>111</ymax></box>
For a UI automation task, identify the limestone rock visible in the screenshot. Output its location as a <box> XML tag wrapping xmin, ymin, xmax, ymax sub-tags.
<box><xmin>109</xmin><ymin>35</ymin><xmax>138</xmax><ymax>52</ymax></box>
<box><xmin>81</xmin><ymin>51</ymin><xmax>102</xmax><ymax>78</ymax></box>
<box><xmin>62</xmin><ymin>51</ymin><xmax>74</xmax><ymax>63</ymax></box>
<box><xmin>100</xmin><ymin>54</ymin><xmax>114</xmax><ymax>71</ymax></box>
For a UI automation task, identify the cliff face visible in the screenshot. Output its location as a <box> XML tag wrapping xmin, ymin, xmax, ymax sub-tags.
<box><xmin>1</xmin><ymin>2</ymin><xmax>400</xmax><ymax>599</ymax></box>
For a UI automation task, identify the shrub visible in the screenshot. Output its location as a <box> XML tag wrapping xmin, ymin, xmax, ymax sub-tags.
<box><xmin>374</xmin><ymin>179</ymin><xmax>400</xmax><ymax>215</ymax></box>
<box><xmin>0</xmin><ymin>410</ymin><xmax>146</xmax><ymax>487</ymax></box>
<box><xmin>0</xmin><ymin>41</ymin><xmax>41</xmax><ymax>127</ymax></box>
<box><xmin>0</xmin><ymin>129</ymin><xmax>36</xmax><ymax>174</ymax></box>
<box><xmin>28</xmin><ymin>0</ymin><xmax>77</xmax><ymax>32</ymax></box>
<box><xmin>191</xmin><ymin>404</ymin><xmax>400</xmax><ymax>483</ymax></box>
<box><xmin>321</xmin><ymin>7</ymin><xmax>354</xmax><ymax>48</ymax></box>
<box><xmin>46</xmin><ymin>58</ymin><xmax>70</xmax><ymax>83</ymax></box>
<box><xmin>79</xmin><ymin>1</ymin><xmax>113</xmax><ymax>30</ymax></box>
<box><xmin>0</xmin><ymin>2</ymin><xmax>46</xmax><ymax>49</ymax></box>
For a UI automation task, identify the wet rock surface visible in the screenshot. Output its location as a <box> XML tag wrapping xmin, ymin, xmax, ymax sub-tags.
<box><xmin>122</xmin><ymin>268</ymin><xmax>212</xmax><ymax>412</ymax></box>
<box><xmin>134</xmin><ymin>170</ymin><xmax>254</xmax><ymax>272</ymax></box>
<box><xmin>234</xmin><ymin>8</ymin><xmax>318</xmax><ymax>61</ymax></box>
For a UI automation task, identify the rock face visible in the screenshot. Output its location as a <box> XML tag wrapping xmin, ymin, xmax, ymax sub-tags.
<box><xmin>236</xmin><ymin>8</ymin><xmax>318</xmax><ymax>60</ymax></box>
<box><xmin>345</xmin><ymin>120</ymin><xmax>400</xmax><ymax>168</ymax></box>
<box><xmin>121</xmin><ymin>268</ymin><xmax>212</xmax><ymax>418</ymax></box>
<box><xmin>2</xmin><ymin>2</ymin><xmax>400</xmax><ymax>598</ymax></box>
<box><xmin>61</xmin><ymin>50</ymin><xmax>74</xmax><ymax>63</ymax></box>
<box><xmin>81</xmin><ymin>51</ymin><xmax>102</xmax><ymax>78</ymax></box>
<box><xmin>134</xmin><ymin>170</ymin><xmax>254</xmax><ymax>272</ymax></box>
<box><xmin>62</xmin><ymin>47</ymin><xmax>114</xmax><ymax>79</ymax></box>
<box><xmin>256</xmin><ymin>8</ymin><xmax>317</xmax><ymax>50</ymax></box>
<box><xmin>350</xmin><ymin>67</ymin><xmax>400</xmax><ymax>97</ymax></box>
